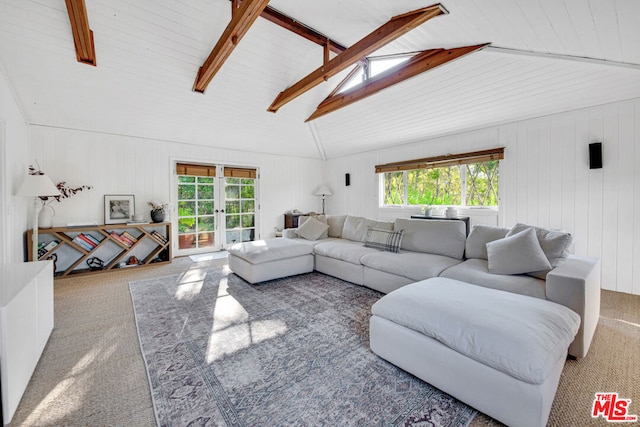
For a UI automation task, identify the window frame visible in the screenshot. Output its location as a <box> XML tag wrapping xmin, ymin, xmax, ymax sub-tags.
<box><xmin>379</xmin><ymin>162</ymin><xmax>500</xmax><ymax>209</ymax></box>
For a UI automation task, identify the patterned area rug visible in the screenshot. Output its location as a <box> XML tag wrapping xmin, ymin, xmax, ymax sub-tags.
<box><xmin>129</xmin><ymin>268</ymin><xmax>477</xmax><ymax>426</ymax></box>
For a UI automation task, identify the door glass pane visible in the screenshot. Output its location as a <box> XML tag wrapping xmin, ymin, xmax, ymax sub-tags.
<box><xmin>178</xmin><ymin>201</ymin><xmax>196</xmax><ymax>216</ymax></box>
<box><xmin>226</xmin><ymin>230</ymin><xmax>241</xmax><ymax>244</ymax></box>
<box><xmin>241</xmin><ymin>200</ymin><xmax>254</xmax><ymax>213</ymax></box>
<box><xmin>198</xmin><ymin>200</ymin><xmax>215</xmax><ymax>216</ymax></box>
<box><xmin>225</xmin><ymin>185</ymin><xmax>239</xmax><ymax>199</ymax></box>
<box><xmin>226</xmin><ymin>214</ymin><xmax>240</xmax><ymax>229</ymax></box>
<box><xmin>241</xmin><ymin>185</ymin><xmax>254</xmax><ymax>199</ymax></box>
<box><xmin>241</xmin><ymin>214</ymin><xmax>254</xmax><ymax>228</ymax></box>
<box><xmin>178</xmin><ymin>234</ymin><xmax>196</xmax><ymax>249</ymax></box>
<box><xmin>226</xmin><ymin>200</ymin><xmax>240</xmax><ymax>214</ymax></box>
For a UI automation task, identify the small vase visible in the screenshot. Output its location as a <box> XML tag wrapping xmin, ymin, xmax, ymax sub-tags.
<box><xmin>150</xmin><ymin>209</ymin><xmax>167</xmax><ymax>223</ymax></box>
<box><xmin>39</xmin><ymin>204</ymin><xmax>55</xmax><ymax>228</ymax></box>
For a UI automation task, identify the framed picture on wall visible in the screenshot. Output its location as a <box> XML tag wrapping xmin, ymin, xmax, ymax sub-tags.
<box><xmin>104</xmin><ymin>194</ymin><xmax>135</xmax><ymax>224</ymax></box>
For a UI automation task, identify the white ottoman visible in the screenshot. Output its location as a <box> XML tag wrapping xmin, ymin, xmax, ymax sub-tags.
<box><xmin>370</xmin><ymin>277</ymin><xmax>580</xmax><ymax>427</ymax></box>
<box><xmin>227</xmin><ymin>238</ymin><xmax>314</xmax><ymax>284</ymax></box>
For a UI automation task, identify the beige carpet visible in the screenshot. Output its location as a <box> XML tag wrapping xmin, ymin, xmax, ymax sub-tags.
<box><xmin>9</xmin><ymin>258</ymin><xmax>640</xmax><ymax>426</ymax></box>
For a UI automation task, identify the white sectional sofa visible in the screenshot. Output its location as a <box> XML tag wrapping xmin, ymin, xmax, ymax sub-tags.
<box><xmin>227</xmin><ymin>213</ymin><xmax>601</xmax><ymax>426</ymax></box>
<box><xmin>279</xmin><ymin>214</ymin><xmax>600</xmax><ymax>359</ymax></box>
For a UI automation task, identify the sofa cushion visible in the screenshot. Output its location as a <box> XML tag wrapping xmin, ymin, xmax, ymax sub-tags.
<box><xmin>298</xmin><ymin>215</ymin><xmax>329</xmax><ymax>239</ymax></box>
<box><xmin>486</xmin><ymin>228</ymin><xmax>552</xmax><ymax>275</ymax></box>
<box><xmin>371</xmin><ymin>278</ymin><xmax>580</xmax><ymax>384</ymax></box>
<box><xmin>361</xmin><ymin>251</ymin><xmax>463</xmax><ymax>282</ymax></box>
<box><xmin>296</xmin><ymin>217</ymin><xmax>329</xmax><ymax>241</ymax></box>
<box><xmin>507</xmin><ymin>223</ymin><xmax>573</xmax><ymax>279</ymax></box>
<box><xmin>313</xmin><ymin>240</ymin><xmax>380</xmax><ymax>265</ymax></box>
<box><xmin>342</xmin><ymin>215</ymin><xmax>393</xmax><ymax>243</ymax></box>
<box><xmin>393</xmin><ymin>218</ymin><xmax>466</xmax><ymax>260</ymax></box>
<box><xmin>440</xmin><ymin>258</ymin><xmax>547</xmax><ymax>299</ymax></box>
<box><xmin>465</xmin><ymin>224</ymin><xmax>510</xmax><ymax>259</ymax></box>
<box><xmin>228</xmin><ymin>238</ymin><xmax>313</xmax><ymax>265</ymax></box>
<box><xmin>326</xmin><ymin>215</ymin><xmax>347</xmax><ymax>238</ymax></box>
<box><xmin>363</xmin><ymin>228</ymin><xmax>404</xmax><ymax>253</ymax></box>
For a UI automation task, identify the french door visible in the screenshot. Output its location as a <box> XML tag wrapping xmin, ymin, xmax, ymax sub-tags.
<box><xmin>176</xmin><ymin>164</ymin><xmax>258</xmax><ymax>255</ymax></box>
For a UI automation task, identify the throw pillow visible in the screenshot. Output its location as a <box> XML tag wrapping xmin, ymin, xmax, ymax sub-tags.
<box><xmin>465</xmin><ymin>224</ymin><xmax>510</xmax><ymax>260</ymax></box>
<box><xmin>295</xmin><ymin>217</ymin><xmax>329</xmax><ymax>241</ymax></box>
<box><xmin>486</xmin><ymin>228</ymin><xmax>552</xmax><ymax>275</ymax></box>
<box><xmin>363</xmin><ymin>228</ymin><xmax>404</xmax><ymax>253</ymax></box>
<box><xmin>343</xmin><ymin>216</ymin><xmax>394</xmax><ymax>243</ymax></box>
<box><xmin>299</xmin><ymin>215</ymin><xmax>329</xmax><ymax>239</ymax></box>
<box><xmin>507</xmin><ymin>223</ymin><xmax>573</xmax><ymax>279</ymax></box>
<box><xmin>326</xmin><ymin>215</ymin><xmax>347</xmax><ymax>238</ymax></box>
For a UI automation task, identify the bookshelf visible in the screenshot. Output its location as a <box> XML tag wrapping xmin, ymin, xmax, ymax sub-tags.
<box><xmin>27</xmin><ymin>223</ymin><xmax>172</xmax><ymax>278</ymax></box>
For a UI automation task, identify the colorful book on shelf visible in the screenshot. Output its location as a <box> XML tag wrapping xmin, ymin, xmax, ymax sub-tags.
<box><xmin>150</xmin><ymin>230</ymin><xmax>168</xmax><ymax>244</ymax></box>
<box><xmin>83</xmin><ymin>233</ymin><xmax>101</xmax><ymax>246</ymax></box>
<box><xmin>119</xmin><ymin>234</ymin><xmax>135</xmax><ymax>246</ymax></box>
<box><xmin>38</xmin><ymin>239</ymin><xmax>59</xmax><ymax>257</ymax></box>
<box><xmin>121</xmin><ymin>231</ymin><xmax>138</xmax><ymax>244</ymax></box>
<box><xmin>77</xmin><ymin>233</ymin><xmax>97</xmax><ymax>249</ymax></box>
<box><xmin>110</xmin><ymin>231</ymin><xmax>132</xmax><ymax>247</ymax></box>
<box><xmin>72</xmin><ymin>236</ymin><xmax>94</xmax><ymax>251</ymax></box>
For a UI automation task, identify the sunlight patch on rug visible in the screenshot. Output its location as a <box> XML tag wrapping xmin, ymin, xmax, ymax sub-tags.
<box><xmin>130</xmin><ymin>269</ymin><xmax>477</xmax><ymax>426</ymax></box>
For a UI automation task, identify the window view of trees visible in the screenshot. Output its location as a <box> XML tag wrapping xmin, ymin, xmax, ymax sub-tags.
<box><xmin>466</xmin><ymin>161</ymin><xmax>499</xmax><ymax>206</ymax></box>
<box><xmin>383</xmin><ymin>161</ymin><xmax>499</xmax><ymax>207</ymax></box>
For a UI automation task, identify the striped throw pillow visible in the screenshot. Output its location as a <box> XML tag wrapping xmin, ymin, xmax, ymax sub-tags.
<box><xmin>364</xmin><ymin>228</ymin><xmax>404</xmax><ymax>253</ymax></box>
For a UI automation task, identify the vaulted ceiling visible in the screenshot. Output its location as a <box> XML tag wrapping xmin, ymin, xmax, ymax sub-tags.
<box><xmin>1</xmin><ymin>0</ymin><xmax>639</xmax><ymax>160</ymax></box>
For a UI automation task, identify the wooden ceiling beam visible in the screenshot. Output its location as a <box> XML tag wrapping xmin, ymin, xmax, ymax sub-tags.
<box><xmin>267</xmin><ymin>4</ymin><xmax>448</xmax><ymax>113</ymax></box>
<box><xmin>64</xmin><ymin>0</ymin><xmax>96</xmax><ymax>66</ymax></box>
<box><xmin>259</xmin><ymin>6</ymin><xmax>346</xmax><ymax>54</ymax></box>
<box><xmin>305</xmin><ymin>44</ymin><xmax>488</xmax><ymax>122</ymax></box>
<box><xmin>193</xmin><ymin>0</ymin><xmax>270</xmax><ymax>93</ymax></box>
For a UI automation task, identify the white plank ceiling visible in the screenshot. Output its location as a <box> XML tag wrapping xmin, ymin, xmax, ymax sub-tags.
<box><xmin>1</xmin><ymin>0</ymin><xmax>639</xmax><ymax>159</ymax></box>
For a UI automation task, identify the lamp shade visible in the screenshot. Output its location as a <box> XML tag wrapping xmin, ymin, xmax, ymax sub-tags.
<box><xmin>16</xmin><ymin>174</ymin><xmax>60</xmax><ymax>197</ymax></box>
<box><xmin>313</xmin><ymin>184</ymin><xmax>332</xmax><ymax>197</ymax></box>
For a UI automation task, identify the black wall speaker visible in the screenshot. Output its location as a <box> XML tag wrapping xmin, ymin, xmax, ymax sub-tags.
<box><xmin>345</xmin><ymin>173</ymin><xmax>350</xmax><ymax>186</ymax></box>
<box><xmin>589</xmin><ymin>142</ymin><xmax>602</xmax><ymax>169</ymax></box>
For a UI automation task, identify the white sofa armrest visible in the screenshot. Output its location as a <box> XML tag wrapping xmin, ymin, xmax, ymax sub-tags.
<box><xmin>546</xmin><ymin>255</ymin><xmax>601</xmax><ymax>358</ymax></box>
<box><xmin>282</xmin><ymin>228</ymin><xmax>298</xmax><ymax>239</ymax></box>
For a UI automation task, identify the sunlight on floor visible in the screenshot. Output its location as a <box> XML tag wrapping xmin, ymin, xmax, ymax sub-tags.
<box><xmin>174</xmin><ymin>268</ymin><xmax>209</xmax><ymax>300</ymax></box>
<box><xmin>206</xmin><ymin>318</ymin><xmax>287</xmax><ymax>363</ymax></box>
<box><xmin>206</xmin><ymin>277</ymin><xmax>286</xmax><ymax>362</ymax></box>
<box><xmin>612</xmin><ymin>317</ymin><xmax>640</xmax><ymax>329</ymax></box>
<box><xmin>23</xmin><ymin>327</ymin><xmax>119</xmax><ymax>425</ymax></box>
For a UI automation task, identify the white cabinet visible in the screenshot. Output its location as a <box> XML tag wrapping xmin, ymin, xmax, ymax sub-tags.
<box><xmin>0</xmin><ymin>261</ymin><xmax>54</xmax><ymax>425</ymax></box>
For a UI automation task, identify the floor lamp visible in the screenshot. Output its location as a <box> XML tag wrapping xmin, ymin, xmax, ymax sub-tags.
<box><xmin>314</xmin><ymin>185</ymin><xmax>332</xmax><ymax>215</ymax></box>
<box><xmin>17</xmin><ymin>174</ymin><xmax>60</xmax><ymax>262</ymax></box>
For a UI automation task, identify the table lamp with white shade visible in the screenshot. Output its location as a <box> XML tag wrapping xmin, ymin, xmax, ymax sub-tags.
<box><xmin>313</xmin><ymin>184</ymin><xmax>332</xmax><ymax>215</ymax></box>
<box><xmin>17</xmin><ymin>174</ymin><xmax>61</xmax><ymax>262</ymax></box>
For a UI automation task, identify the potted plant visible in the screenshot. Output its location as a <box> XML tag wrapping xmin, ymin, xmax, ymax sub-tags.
<box><xmin>420</xmin><ymin>205</ymin><xmax>432</xmax><ymax>216</ymax></box>
<box><xmin>148</xmin><ymin>201</ymin><xmax>172</xmax><ymax>223</ymax></box>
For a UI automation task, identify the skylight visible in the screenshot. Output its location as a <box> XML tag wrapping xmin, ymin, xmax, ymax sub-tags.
<box><xmin>338</xmin><ymin>55</ymin><xmax>412</xmax><ymax>94</ymax></box>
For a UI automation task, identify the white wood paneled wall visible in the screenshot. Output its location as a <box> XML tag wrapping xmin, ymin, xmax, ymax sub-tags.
<box><xmin>326</xmin><ymin>98</ymin><xmax>640</xmax><ymax>295</ymax></box>
<box><xmin>0</xmin><ymin>67</ymin><xmax>31</xmax><ymax>264</ymax></box>
<box><xmin>29</xmin><ymin>126</ymin><xmax>325</xmax><ymax>243</ymax></box>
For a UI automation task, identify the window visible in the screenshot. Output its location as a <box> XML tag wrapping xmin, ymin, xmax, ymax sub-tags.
<box><xmin>377</xmin><ymin>149</ymin><xmax>503</xmax><ymax>208</ymax></box>
<box><xmin>337</xmin><ymin>54</ymin><xmax>413</xmax><ymax>94</ymax></box>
